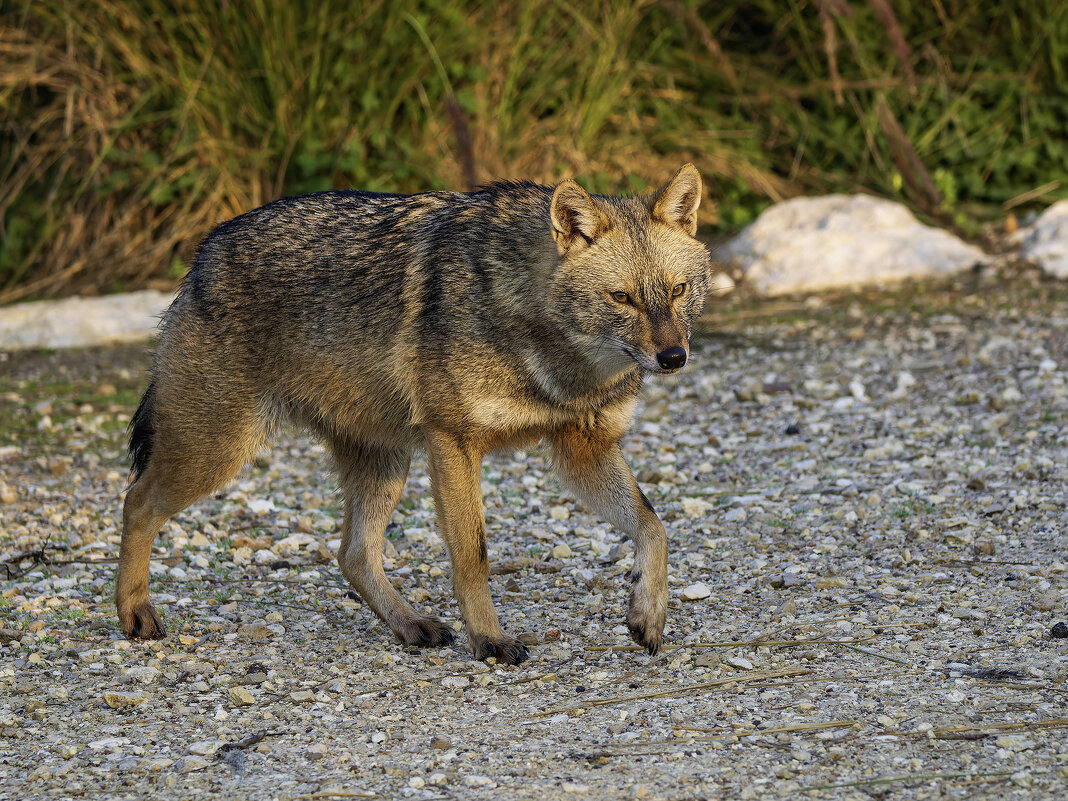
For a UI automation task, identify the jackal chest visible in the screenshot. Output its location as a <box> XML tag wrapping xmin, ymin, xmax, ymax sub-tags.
<box><xmin>462</xmin><ymin>385</ymin><xmax>638</xmax><ymax>442</ymax></box>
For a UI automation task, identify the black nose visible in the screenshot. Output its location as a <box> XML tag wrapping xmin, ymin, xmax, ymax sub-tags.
<box><xmin>656</xmin><ymin>347</ymin><xmax>687</xmax><ymax>370</ymax></box>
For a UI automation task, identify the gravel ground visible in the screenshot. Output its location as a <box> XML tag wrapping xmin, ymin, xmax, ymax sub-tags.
<box><xmin>2</xmin><ymin>272</ymin><xmax>1068</xmax><ymax>800</ymax></box>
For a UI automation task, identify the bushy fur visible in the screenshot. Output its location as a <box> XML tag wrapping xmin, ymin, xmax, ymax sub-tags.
<box><xmin>116</xmin><ymin>165</ymin><xmax>714</xmax><ymax>663</ymax></box>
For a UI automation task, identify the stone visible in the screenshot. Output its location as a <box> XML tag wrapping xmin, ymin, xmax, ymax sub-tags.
<box><xmin>552</xmin><ymin>543</ymin><xmax>572</xmax><ymax>559</ymax></box>
<box><xmin>187</xmin><ymin>740</ymin><xmax>224</xmax><ymax>756</ymax></box>
<box><xmin>229</xmin><ymin>686</ymin><xmax>255</xmax><ymax>706</ymax></box>
<box><xmin>123</xmin><ymin>666</ymin><xmax>160</xmax><ymax>685</ymax></box>
<box><xmin>726</xmin><ymin>656</ymin><xmax>754</xmax><ymax>670</ymax></box>
<box><xmin>88</xmin><ymin>737</ymin><xmax>129</xmax><ymax>752</ymax></box>
<box><xmin>681</xmin><ymin>497</ymin><xmax>713</xmax><ymax>518</ymax></box>
<box><xmin>722</xmin><ymin>195</ymin><xmax>990</xmax><ymax>296</ymax></box>
<box><xmin>0</xmin><ymin>290</ymin><xmax>174</xmax><ymax>351</ymax></box>
<box><xmin>48</xmin><ymin>457</ymin><xmax>73</xmax><ymax>477</ymax></box>
<box><xmin>680</xmin><ymin>582</ymin><xmax>711</xmax><ymax>601</ymax></box>
<box><xmin>247</xmin><ymin>499</ymin><xmax>276</xmax><ymax>515</ymax></box>
<box><xmin>1014</xmin><ymin>200</ymin><xmax>1068</xmax><ymax>278</ymax></box>
<box><xmin>102</xmin><ymin>691</ymin><xmax>146</xmax><ymax>709</ymax></box>
<box><xmin>775</xmin><ymin>599</ymin><xmax>797</xmax><ymax>617</ymax></box>
<box><xmin>174</xmin><ymin>755</ymin><xmax>211</xmax><ymax>773</ymax></box>
<box><xmin>694</xmin><ymin>653</ymin><xmax>720</xmax><ymax>668</ymax></box>
<box><xmin>1033</xmin><ymin>592</ymin><xmax>1059</xmax><ymax>612</ymax></box>
<box><xmin>237</xmin><ymin>623</ymin><xmax>273</xmax><ymax>641</ymax></box>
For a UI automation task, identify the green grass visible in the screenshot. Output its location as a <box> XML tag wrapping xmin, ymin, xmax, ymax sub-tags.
<box><xmin>890</xmin><ymin>494</ymin><xmax>937</xmax><ymax>519</ymax></box>
<box><xmin>2</xmin><ymin>1</ymin><xmax>1068</xmax><ymax>301</ymax></box>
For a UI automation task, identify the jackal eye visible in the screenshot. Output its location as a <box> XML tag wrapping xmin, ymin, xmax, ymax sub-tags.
<box><xmin>610</xmin><ymin>291</ymin><xmax>630</xmax><ymax>304</ymax></box>
<box><xmin>671</xmin><ymin>282</ymin><xmax>687</xmax><ymax>298</ymax></box>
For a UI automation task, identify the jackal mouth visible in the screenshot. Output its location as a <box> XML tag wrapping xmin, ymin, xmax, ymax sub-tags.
<box><xmin>623</xmin><ymin>346</ymin><xmax>682</xmax><ymax>376</ymax></box>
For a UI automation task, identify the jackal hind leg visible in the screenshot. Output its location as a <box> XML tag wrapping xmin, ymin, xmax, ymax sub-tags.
<box><xmin>551</xmin><ymin>429</ymin><xmax>668</xmax><ymax>655</ymax></box>
<box><xmin>117</xmin><ymin>404</ymin><xmax>266</xmax><ymax>640</ymax></box>
<box><xmin>424</xmin><ymin>431</ymin><xmax>528</xmax><ymax>665</ymax></box>
<box><xmin>333</xmin><ymin>439</ymin><xmax>454</xmax><ymax>649</ymax></box>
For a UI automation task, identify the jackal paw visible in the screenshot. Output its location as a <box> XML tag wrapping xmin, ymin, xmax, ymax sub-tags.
<box><xmin>470</xmin><ymin>633</ymin><xmax>529</xmax><ymax>665</ymax></box>
<box><xmin>395</xmin><ymin>616</ymin><xmax>456</xmax><ymax>648</ymax></box>
<box><xmin>118</xmin><ymin>601</ymin><xmax>166</xmax><ymax>640</ymax></box>
<box><xmin>627</xmin><ymin>588</ymin><xmax>667</xmax><ymax>656</ymax></box>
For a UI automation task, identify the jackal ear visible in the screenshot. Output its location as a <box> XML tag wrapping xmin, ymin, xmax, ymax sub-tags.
<box><xmin>652</xmin><ymin>163</ymin><xmax>702</xmax><ymax>237</ymax></box>
<box><xmin>550</xmin><ymin>179</ymin><xmax>609</xmax><ymax>255</ymax></box>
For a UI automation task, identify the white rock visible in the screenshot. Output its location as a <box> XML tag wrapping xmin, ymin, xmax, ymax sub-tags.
<box><xmin>174</xmin><ymin>755</ymin><xmax>211</xmax><ymax>773</ymax></box>
<box><xmin>680</xmin><ymin>582</ymin><xmax>712</xmax><ymax>601</ymax></box>
<box><xmin>0</xmin><ymin>290</ymin><xmax>174</xmax><ymax>351</ymax></box>
<box><xmin>274</xmin><ymin>533</ymin><xmax>318</xmax><ymax>553</ymax></box>
<box><xmin>721</xmin><ymin>507</ymin><xmax>747</xmax><ymax>523</ymax></box>
<box><xmin>723</xmin><ymin>195</ymin><xmax>990</xmax><ymax>296</ymax></box>
<box><xmin>88</xmin><ymin>737</ymin><xmax>129</xmax><ymax>752</ymax></box>
<box><xmin>681</xmin><ymin>497</ymin><xmax>713</xmax><ymax>519</ymax></box>
<box><xmin>247</xmin><ymin>499</ymin><xmax>276</xmax><ymax>515</ymax></box>
<box><xmin>464</xmin><ymin>775</ymin><xmax>495</xmax><ymax>788</ymax></box>
<box><xmin>1014</xmin><ymin>200</ymin><xmax>1068</xmax><ymax>278</ymax></box>
<box><xmin>726</xmin><ymin>656</ymin><xmax>754</xmax><ymax>670</ymax></box>
<box><xmin>187</xmin><ymin>739</ymin><xmax>224</xmax><ymax>756</ymax></box>
<box><xmin>708</xmin><ymin>271</ymin><xmax>736</xmax><ymax>296</ymax></box>
<box><xmin>123</xmin><ymin>666</ymin><xmax>160</xmax><ymax>685</ymax></box>
<box><xmin>441</xmin><ymin>676</ymin><xmax>471</xmax><ymax>689</ymax></box>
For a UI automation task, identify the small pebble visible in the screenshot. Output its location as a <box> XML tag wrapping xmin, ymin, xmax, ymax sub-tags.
<box><xmin>680</xmin><ymin>582</ymin><xmax>711</xmax><ymax>601</ymax></box>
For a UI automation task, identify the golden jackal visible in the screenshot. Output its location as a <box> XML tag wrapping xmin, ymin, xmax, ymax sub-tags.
<box><xmin>117</xmin><ymin>165</ymin><xmax>713</xmax><ymax>664</ymax></box>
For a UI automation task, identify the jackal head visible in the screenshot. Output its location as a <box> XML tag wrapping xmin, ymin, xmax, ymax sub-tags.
<box><xmin>548</xmin><ymin>164</ymin><xmax>714</xmax><ymax>378</ymax></box>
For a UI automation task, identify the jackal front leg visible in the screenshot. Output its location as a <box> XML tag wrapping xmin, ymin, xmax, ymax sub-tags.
<box><xmin>551</xmin><ymin>430</ymin><xmax>668</xmax><ymax>655</ymax></box>
<box><xmin>424</xmin><ymin>430</ymin><xmax>528</xmax><ymax>665</ymax></box>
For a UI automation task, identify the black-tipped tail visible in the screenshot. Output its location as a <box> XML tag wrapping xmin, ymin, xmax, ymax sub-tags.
<box><xmin>129</xmin><ymin>381</ymin><xmax>156</xmax><ymax>480</ymax></box>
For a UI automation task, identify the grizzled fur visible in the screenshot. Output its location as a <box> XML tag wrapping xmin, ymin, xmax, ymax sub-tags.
<box><xmin>116</xmin><ymin>165</ymin><xmax>714</xmax><ymax>664</ymax></box>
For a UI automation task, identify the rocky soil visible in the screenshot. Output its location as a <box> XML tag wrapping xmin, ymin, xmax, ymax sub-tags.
<box><xmin>2</xmin><ymin>271</ymin><xmax>1068</xmax><ymax>800</ymax></box>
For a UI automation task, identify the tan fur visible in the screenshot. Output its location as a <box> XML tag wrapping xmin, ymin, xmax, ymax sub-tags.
<box><xmin>116</xmin><ymin>165</ymin><xmax>714</xmax><ymax>663</ymax></box>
